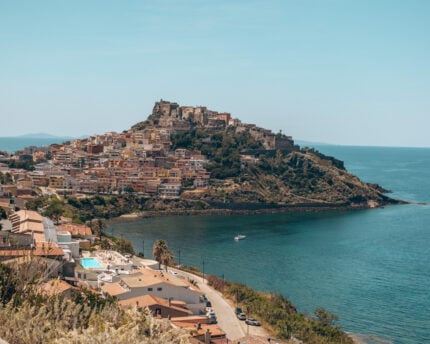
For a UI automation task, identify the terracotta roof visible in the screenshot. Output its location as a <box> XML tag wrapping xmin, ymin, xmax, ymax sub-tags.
<box><xmin>100</xmin><ymin>282</ymin><xmax>128</xmax><ymax>297</ymax></box>
<box><xmin>172</xmin><ymin>322</ymin><xmax>225</xmax><ymax>338</ymax></box>
<box><xmin>120</xmin><ymin>268</ymin><xmax>203</xmax><ymax>294</ymax></box>
<box><xmin>41</xmin><ymin>279</ymin><xmax>76</xmax><ymax>296</ymax></box>
<box><xmin>170</xmin><ymin>316</ymin><xmax>210</xmax><ymax>324</ymax></box>
<box><xmin>59</xmin><ymin>223</ymin><xmax>92</xmax><ymax>236</ymax></box>
<box><xmin>0</xmin><ymin>243</ymin><xmax>64</xmax><ymax>257</ymax></box>
<box><xmin>193</xmin><ymin>324</ymin><xmax>225</xmax><ymax>338</ymax></box>
<box><xmin>14</xmin><ymin>210</ymin><xmax>43</xmax><ymax>222</ymax></box>
<box><xmin>118</xmin><ymin>294</ymin><xmax>192</xmax><ymax>315</ymax></box>
<box><xmin>34</xmin><ymin>242</ymin><xmax>64</xmax><ymax>256</ymax></box>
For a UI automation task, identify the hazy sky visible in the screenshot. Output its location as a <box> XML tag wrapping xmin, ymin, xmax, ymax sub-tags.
<box><xmin>1</xmin><ymin>1</ymin><xmax>429</xmax><ymax>147</ymax></box>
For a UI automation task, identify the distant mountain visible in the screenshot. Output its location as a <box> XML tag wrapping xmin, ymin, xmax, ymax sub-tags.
<box><xmin>16</xmin><ymin>133</ymin><xmax>76</xmax><ymax>140</ymax></box>
<box><xmin>295</xmin><ymin>139</ymin><xmax>333</xmax><ymax>147</ymax></box>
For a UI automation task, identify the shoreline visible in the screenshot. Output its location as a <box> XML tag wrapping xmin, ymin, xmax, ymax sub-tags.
<box><xmin>110</xmin><ymin>200</ymin><xmax>406</xmax><ymax>222</ymax></box>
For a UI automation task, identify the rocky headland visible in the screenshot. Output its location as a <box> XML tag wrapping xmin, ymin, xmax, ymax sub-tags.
<box><xmin>131</xmin><ymin>100</ymin><xmax>402</xmax><ymax>214</ymax></box>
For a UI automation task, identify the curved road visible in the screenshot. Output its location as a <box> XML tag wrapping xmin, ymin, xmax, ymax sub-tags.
<box><xmin>132</xmin><ymin>256</ymin><xmax>268</xmax><ymax>340</ymax></box>
<box><xmin>171</xmin><ymin>268</ymin><xmax>269</xmax><ymax>340</ymax></box>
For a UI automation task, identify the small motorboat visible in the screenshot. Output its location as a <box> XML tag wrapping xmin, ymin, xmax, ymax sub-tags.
<box><xmin>234</xmin><ymin>234</ymin><xmax>246</xmax><ymax>241</ymax></box>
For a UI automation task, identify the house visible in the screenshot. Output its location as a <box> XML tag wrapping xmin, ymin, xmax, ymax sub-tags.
<box><xmin>59</xmin><ymin>223</ymin><xmax>93</xmax><ymax>241</ymax></box>
<box><xmin>158</xmin><ymin>183</ymin><xmax>181</xmax><ymax>199</ymax></box>
<box><xmin>1</xmin><ymin>256</ymin><xmax>63</xmax><ymax>280</ymax></box>
<box><xmin>0</xmin><ymin>242</ymin><xmax>64</xmax><ymax>262</ymax></box>
<box><xmin>171</xmin><ymin>318</ymin><xmax>226</xmax><ymax>344</ymax></box>
<box><xmin>101</xmin><ymin>267</ymin><xmax>205</xmax><ymax>314</ymax></box>
<box><xmin>119</xmin><ymin>294</ymin><xmax>192</xmax><ymax>318</ymax></box>
<box><xmin>40</xmin><ymin>279</ymin><xmax>77</xmax><ymax>297</ymax></box>
<box><xmin>9</xmin><ymin>210</ymin><xmax>44</xmax><ymax>234</ymax></box>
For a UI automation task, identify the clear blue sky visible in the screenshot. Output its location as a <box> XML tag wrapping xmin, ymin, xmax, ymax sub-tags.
<box><xmin>1</xmin><ymin>0</ymin><xmax>429</xmax><ymax>147</ymax></box>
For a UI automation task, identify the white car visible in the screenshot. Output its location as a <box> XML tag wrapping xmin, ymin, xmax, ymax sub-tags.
<box><xmin>206</xmin><ymin>310</ymin><xmax>217</xmax><ymax>324</ymax></box>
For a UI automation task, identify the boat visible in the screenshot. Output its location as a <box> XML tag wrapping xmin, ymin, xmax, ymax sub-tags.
<box><xmin>234</xmin><ymin>234</ymin><xmax>246</xmax><ymax>241</ymax></box>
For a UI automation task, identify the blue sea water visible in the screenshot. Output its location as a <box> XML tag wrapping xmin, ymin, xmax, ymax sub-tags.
<box><xmin>105</xmin><ymin>145</ymin><xmax>430</xmax><ymax>343</ymax></box>
<box><xmin>0</xmin><ymin>137</ymin><xmax>70</xmax><ymax>153</ymax></box>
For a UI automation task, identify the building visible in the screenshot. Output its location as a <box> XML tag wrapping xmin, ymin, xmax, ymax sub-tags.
<box><xmin>9</xmin><ymin>210</ymin><xmax>44</xmax><ymax>235</ymax></box>
<box><xmin>100</xmin><ymin>267</ymin><xmax>205</xmax><ymax>314</ymax></box>
<box><xmin>119</xmin><ymin>294</ymin><xmax>192</xmax><ymax>318</ymax></box>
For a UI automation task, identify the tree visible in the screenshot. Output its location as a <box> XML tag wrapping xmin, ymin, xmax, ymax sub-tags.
<box><xmin>43</xmin><ymin>198</ymin><xmax>65</xmax><ymax>225</ymax></box>
<box><xmin>152</xmin><ymin>239</ymin><xmax>173</xmax><ymax>270</ymax></box>
<box><xmin>161</xmin><ymin>250</ymin><xmax>173</xmax><ymax>271</ymax></box>
<box><xmin>91</xmin><ymin>219</ymin><xmax>106</xmax><ymax>241</ymax></box>
<box><xmin>0</xmin><ymin>207</ymin><xmax>7</xmax><ymax>219</ymax></box>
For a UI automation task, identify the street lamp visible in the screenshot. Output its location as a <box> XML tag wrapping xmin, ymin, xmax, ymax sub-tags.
<box><xmin>177</xmin><ymin>248</ymin><xmax>181</xmax><ymax>266</ymax></box>
<box><xmin>201</xmin><ymin>256</ymin><xmax>205</xmax><ymax>283</ymax></box>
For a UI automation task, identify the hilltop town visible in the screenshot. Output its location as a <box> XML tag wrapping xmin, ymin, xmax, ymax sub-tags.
<box><xmin>0</xmin><ymin>99</ymin><xmax>397</xmax><ymax>219</ymax></box>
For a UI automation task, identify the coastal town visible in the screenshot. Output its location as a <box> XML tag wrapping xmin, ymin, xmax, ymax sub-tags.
<box><xmin>0</xmin><ymin>100</ymin><xmax>296</xmax><ymax>200</ymax></box>
<box><xmin>0</xmin><ymin>100</ymin><xmax>297</xmax><ymax>343</ymax></box>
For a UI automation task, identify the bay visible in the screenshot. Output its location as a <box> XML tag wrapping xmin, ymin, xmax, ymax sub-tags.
<box><xmin>106</xmin><ymin>146</ymin><xmax>430</xmax><ymax>344</ymax></box>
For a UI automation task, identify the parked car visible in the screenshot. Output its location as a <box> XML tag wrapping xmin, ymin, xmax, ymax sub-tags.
<box><xmin>206</xmin><ymin>310</ymin><xmax>217</xmax><ymax>324</ymax></box>
<box><xmin>206</xmin><ymin>310</ymin><xmax>216</xmax><ymax>318</ymax></box>
<box><xmin>206</xmin><ymin>301</ymin><xmax>212</xmax><ymax>307</ymax></box>
<box><xmin>237</xmin><ymin>312</ymin><xmax>246</xmax><ymax>320</ymax></box>
<box><xmin>235</xmin><ymin>307</ymin><xmax>243</xmax><ymax>315</ymax></box>
<box><xmin>245</xmin><ymin>318</ymin><xmax>261</xmax><ymax>326</ymax></box>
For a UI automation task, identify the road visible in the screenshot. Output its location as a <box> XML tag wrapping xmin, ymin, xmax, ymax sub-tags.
<box><xmin>171</xmin><ymin>268</ymin><xmax>269</xmax><ymax>341</ymax></box>
<box><xmin>131</xmin><ymin>256</ymin><xmax>269</xmax><ymax>340</ymax></box>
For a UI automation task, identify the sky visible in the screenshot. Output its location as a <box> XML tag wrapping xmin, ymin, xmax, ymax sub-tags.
<box><xmin>1</xmin><ymin>0</ymin><xmax>429</xmax><ymax>147</ymax></box>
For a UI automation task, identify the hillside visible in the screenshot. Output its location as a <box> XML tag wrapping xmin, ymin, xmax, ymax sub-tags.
<box><xmin>132</xmin><ymin>100</ymin><xmax>400</xmax><ymax>211</ymax></box>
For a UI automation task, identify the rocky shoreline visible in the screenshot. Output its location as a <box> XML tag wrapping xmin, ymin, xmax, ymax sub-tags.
<box><xmin>111</xmin><ymin>199</ymin><xmax>406</xmax><ymax>222</ymax></box>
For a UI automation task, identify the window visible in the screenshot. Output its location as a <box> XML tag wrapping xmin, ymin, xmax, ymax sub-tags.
<box><xmin>147</xmin><ymin>288</ymin><xmax>153</xmax><ymax>291</ymax></box>
<box><xmin>157</xmin><ymin>287</ymin><xmax>162</xmax><ymax>291</ymax></box>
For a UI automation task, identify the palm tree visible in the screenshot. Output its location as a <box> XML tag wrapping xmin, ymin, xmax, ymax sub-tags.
<box><xmin>152</xmin><ymin>239</ymin><xmax>168</xmax><ymax>270</ymax></box>
<box><xmin>152</xmin><ymin>240</ymin><xmax>174</xmax><ymax>271</ymax></box>
<box><xmin>161</xmin><ymin>250</ymin><xmax>173</xmax><ymax>271</ymax></box>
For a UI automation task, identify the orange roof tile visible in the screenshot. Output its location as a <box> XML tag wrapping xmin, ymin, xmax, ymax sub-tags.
<box><xmin>0</xmin><ymin>243</ymin><xmax>64</xmax><ymax>257</ymax></box>
<box><xmin>118</xmin><ymin>294</ymin><xmax>192</xmax><ymax>315</ymax></box>
<box><xmin>41</xmin><ymin>279</ymin><xmax>76</xmax><ymax>296</ymax></box>
<box><xmin>100</xmin><ymin>282</ymin><xmax>128</xmax><ymax>297</ymax></box>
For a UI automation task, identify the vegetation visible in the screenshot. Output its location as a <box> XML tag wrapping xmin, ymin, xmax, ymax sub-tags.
<box><xmin>0</xmin><ymin>207</ymin><xmax>7</xmax><ymax>220</ymax></box>
<box><xmin>27</xmin><ymin>194</ymin><xmax>148</xmax><ymax>224</ymax></box>
<box><xmin>42</xmin><ymin>197</ymin><xmax>65</xmax><ymax>224</ymax></box>
<box><xmin>0</xmin><ymin>172</ymin><xmax>13</xmax><ymax>185</ymax></box>
<box><xmin>1</xmin><ymin>159</ymin><xmax>35</xmax><ymax>171</ymax></box>
<box><xmin>0</xmin><ymin>260</ymin><xmax>189</xmax><ymax>344</ymax></box>
<box><xmin>152</xmin><ymin>240</ymin><xmax>174</xmax><ymax>271</ymax></box>
<box><xmin>171</xmin><ymin>127</ymin><xmax>263</xmax><ymax>179</ymax></box>
<box><xmin>170</xmin><ymin>128</ymin><xmax>394</xmax><ymax>208</ymax></box>
<box><xmin>101</xmin><ymin>233</ymin><xmax>135</xmax><ymax>256</ymax></box>
<box><xmin>206</xmin><ymin>275</ymin><xmax>353</xmax><ymax>344</ymax></box>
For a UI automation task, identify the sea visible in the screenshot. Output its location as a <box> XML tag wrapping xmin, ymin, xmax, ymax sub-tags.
<box><xmin>105</xmin><ymin>145</ymin><xmax>430</xmax><ymax>344</ymax></box>
<box><xmin>0</xmin><ymin>137</ymin><xmax>71</xmax><ymax>153</ymax></box>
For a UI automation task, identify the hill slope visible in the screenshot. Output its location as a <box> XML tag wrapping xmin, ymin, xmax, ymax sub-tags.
<box><xmin>132</xmin><ymin>100</ymin><xmax>400</xmax><ymax>210</ymax></box>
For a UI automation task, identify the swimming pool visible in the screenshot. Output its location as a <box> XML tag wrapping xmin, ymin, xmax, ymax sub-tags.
<box><xmin>81</xmin><ymin>257</ymin><xmax>103</xmax><ymax>269</ymax></box>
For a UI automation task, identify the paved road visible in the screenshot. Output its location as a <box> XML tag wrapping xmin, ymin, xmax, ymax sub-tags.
<box><xmin>171</xmin><ymin>268</ymin><xmax>269</xmax><ymax>340</ymax></box>
<box><xmin>132</xmin><ymin>257</ymin><xmax>268</xmax><ymax>340</ymax></box>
